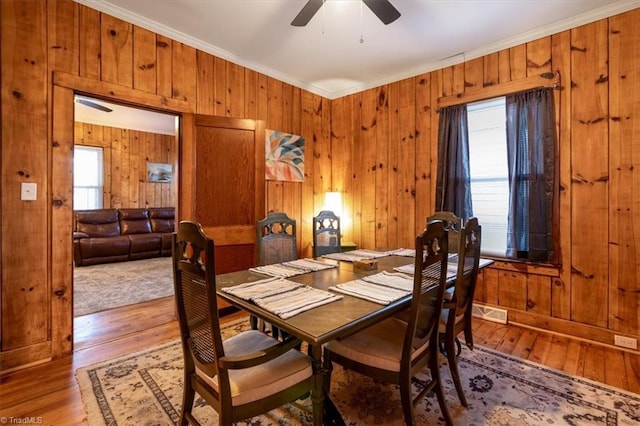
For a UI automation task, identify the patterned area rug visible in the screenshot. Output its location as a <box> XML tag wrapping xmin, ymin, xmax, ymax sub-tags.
<box><xmin>74</xmin><ymin>257</ymin><xmax>174</xmax><ymax>317</ymax></box>
<box><xmin>76</xmin><ymin>318</ymin><xmax>640</xmax><ymax>425</ymax></box>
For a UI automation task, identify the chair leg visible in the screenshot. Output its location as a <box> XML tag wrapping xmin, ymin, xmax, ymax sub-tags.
<box><xmin>430</xmin><ymin>363</ymin><xmax>454</xmax><ymax>426</ymax></box>
<box><xmin>249</xmin><ymin>314</ymin><xmax>258</xmax><ymax>330</ymax></box>
<box><xmin>446</xmin><ymin>334</ymin><xmax>468</xmax><ymax>407</ymax></box>
<box><xmin>180</xmin><ymin>378</ymin><xmax>196</xmax><ymax>426</ymax></box>
<box><xmin>463</xmin><ymin>320</ymin><xmax>474</xmax><ymax>350</ymax></box>
<box><xmin>399</xmin><ymin>373</ymin><xmax>415</xmax><ymax>426</ymax></box>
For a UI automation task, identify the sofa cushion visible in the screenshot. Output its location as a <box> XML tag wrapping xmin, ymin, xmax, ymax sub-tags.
<box><xmin>119</xmin><ymin>209</ymin><xmax>152</xmax><ymax>234</ymax></box>
<box><xmin>129</xmin><ymin>234</ymin><xmax>161</xmax><ymax>254</ymax></box>
<box><xmin>149</xmin><ymin>207</ymin><xmax>175</xmax><ymax>233</ymax></box>
<box><xmin>75</xmin><ymin>209</ymin><xmax>121</xmax><ymax>237</ymax></box>
<box><xmin>77</xmin><ymin>235</ymin><xmax>130</xmax><ymax>258</ymax></box>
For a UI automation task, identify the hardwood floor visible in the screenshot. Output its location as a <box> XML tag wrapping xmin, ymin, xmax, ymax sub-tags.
<box><xmin>1</xmin><ymin>298</ymin><xmax>638</xmax><ymax>425</ymax></box>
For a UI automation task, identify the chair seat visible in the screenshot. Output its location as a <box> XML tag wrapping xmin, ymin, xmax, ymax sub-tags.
<box><xmin>196</xmin><ymin>330</ymin><xmax>312</xmax><ymax>406</ymax></box>
<box><xmin>325</xmin><ymin>317</ymin><xmax>428</xmax><ymax>372</ymax></box>
<box><xmin>438</xmin><ymin>307</ymin><xmax>465</xmax><ymax>333</ymax></box>
<box><xmin>444</xmin><ymin>286</ymin><xmax>455</xmax><ymax>301</ymax></box>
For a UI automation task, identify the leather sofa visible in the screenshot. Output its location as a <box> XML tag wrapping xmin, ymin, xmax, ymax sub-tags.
<box><xmin>73</xmin><ymin>207</ymin><xmax>175</xmax><ymax>266</ymax></box>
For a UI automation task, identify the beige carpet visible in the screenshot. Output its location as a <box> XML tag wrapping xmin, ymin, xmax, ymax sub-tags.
<box><xmin>74</xmin><ymin>257</ymin><xmax>174</xmax><ymax>317</ymax></box>
<box><xmin>76</xmin><ymin>317</ymin><xmax>640</xmax><ymax>425</ymax></box>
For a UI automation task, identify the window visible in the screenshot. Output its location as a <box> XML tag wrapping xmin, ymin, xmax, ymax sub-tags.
<box><xmin>74</xmin><ymin>146</ymin><xmax>104</xmax><ymax>210</ymax></box>
<box><xmin>437</xmin><ymin>87</ymin><xmax>556</xmax><ymax>262</ymax></box>
<box><xmin>467</xmin><ymin>97</ymin><xmax>508</xmax><ymax>256</ymax></box>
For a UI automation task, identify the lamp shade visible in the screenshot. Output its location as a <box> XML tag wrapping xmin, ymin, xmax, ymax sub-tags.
<box><xmin>323</xmin><ymin>192</ymin><xmax>343</xmax><ymax>217</ymax></box>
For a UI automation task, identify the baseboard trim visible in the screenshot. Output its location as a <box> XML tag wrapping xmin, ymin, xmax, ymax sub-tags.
<box><xmin>481</xmin><ymin>305</ymin><xmax>640</xmax><ymax>355</ymax></box>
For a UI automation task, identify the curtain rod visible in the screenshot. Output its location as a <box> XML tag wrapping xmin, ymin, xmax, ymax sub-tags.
<box><xmin>436</xmin><ymin>70</ymin><xmax>560</xmax><ymax>111</ymax></box>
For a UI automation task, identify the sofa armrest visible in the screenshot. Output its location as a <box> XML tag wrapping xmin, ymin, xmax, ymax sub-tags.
<box><xmin>74</xmin><ymin>231</ymin><xmax>90</xmax><ymax>240</ymax></box>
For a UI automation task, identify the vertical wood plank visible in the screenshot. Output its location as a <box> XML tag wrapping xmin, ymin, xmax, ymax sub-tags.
<box><xmin>464</xmin><ymin>57</ymin><xmax>483</xmax><ymax>91</ymax></box>
<box><xmin>350</xmin><ymin>93</ymin><xmax>363</xmax><ymax>247</ymax></box>
<box><xmin>483</xmin><ymin>52</ymin><xmax>499</xmax><ymax>87</ymax></box>
<box><xmin>133</xmin><ymin>26</ymin><xmax>157</xmax><ymax>94</ymax></box>
<box><xmin>498</xmin><ymin>49</ymin><xmax>511</xmax><ymax>83</ymax></box>
<box><xmin>100</xmin><ymin>14</ymin><xmax>133</xmax><ymax>87</ymax></box>
<box><xmin>527</xmin><ymin>275</ymin><xmax>552</xmax><ymax>316</ymax></box>
<box><xmin>608</xmin><ymin>10</ymin><xmax>640</xmax><ymax>335</ymax></box>
<box><xmin>266</xmin><ymin>78</ymin><xmax>284</xmax><ymax>212</ymax></box>
<box><xmin>498</xmin><ymin>271</ymin><xmax>527</xmax><ymax>310</ymax></box>
<box><xmin>360</xmin><ymin>89</ymin><xmax>377</xmax><ymax>249</ymax></box>
<box><xmin>244</xmin><ymin>68</ymin><xmax>258</xmax><ymax>120</ymax></box>
<box><xmin>570</xmin><ymin>20</ymin><xmax>609</xmax><ymax>328</ymax></box>
<box><xmin>375</xmin><ymin>85</ymin><xmax>389</xmax><ymax>249</ymax></box>
<box><xmin>196</xmin><ymin>50</ymin><xmax>214</xmax><ymax>115</ymax></box>
<box><xmin>509</xmin><ymin>44</ymin><xmax>527</xmax><ymax>80</ymax></box>
<box><xmin>387</xmin><ymin>83</ymin><xmax>399</xmax><ymax>245</ymax></box>
<box><xmin>155</xmin><ymin>35</ymin><xmax>172</xmax><ymax>98</ymax></box>
<box><xmin>48</xmin><ymin>0</ymin><xmax>79</xmax><ymax>75</ymax></box>
<box><xmin>551</xmin><ymin>30</ymin><xmax>572</xmax><ymax>320</ymax></box>
<box><xmin>526</xmin><ymin>37</ymin><xmax>552</xmax><ymax>76</ymax></box>
<box><xmin>397</xmin><ymin>78</ymin><xmax>416</xmax><ymax>248</ymax></box>
<box><xmin>171</xmin><ymin>41</ymin><xmax>196</xmax><ymax>104</ymax></box>
<box><xmin>414</xmin><ymin>73</ymin><xmax>431</xmax><ymax>235</ymax></box>
<box><xmin>78</xmin><ymin>4</ymin><xmax>100</xmax><ymax>79</ymax></box>
<box><xmin>214</xmin><ymin>57</ymin><xmax>227</xmax><ymax>116</ymax></box>
<box><xmin>50</xmin><ymin>84</ymin><xmax>74</xmax><ymax>357</ymax></box>
<box><xmin>300</xmin><ymin>90</ymin><xmax>316</xmax><ymax>256</ymax></box>
<box><xmin>227</xmin><ymin>61</ymin><xmax>245</xmax><ymax>118</ymax></box>
<box><xmin>1</xmin><ymin>0</ymin><xmax>49</xmax><ymax>349</ymax></box>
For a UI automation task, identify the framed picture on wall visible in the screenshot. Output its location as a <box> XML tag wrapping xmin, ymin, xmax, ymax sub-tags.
<box><xmin>147</xmin><ymin>162</ymin><xmax>173</xmax><ymax>183</ymax></box>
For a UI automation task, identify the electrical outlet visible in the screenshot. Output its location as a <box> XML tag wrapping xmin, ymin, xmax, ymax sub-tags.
<box><xmin>614</xmin><ymin>335</ymin><xmax>638</xmax><ymax>350</ymax></box>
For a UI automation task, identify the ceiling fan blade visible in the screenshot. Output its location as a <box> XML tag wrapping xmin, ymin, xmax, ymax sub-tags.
<box><xmin>362</xmin><ymin>0</ymin><xmax>401</xmax><ymax>25</ymax></box>
<box><xmin>75</xmin><ymin>98</ymin><xmax>113</xmax><ymax>113</ymax></box>
<box><xmin>291</xmin><ymin>0</ymin><xmax>324</xmax><ymax>27</ymax></box>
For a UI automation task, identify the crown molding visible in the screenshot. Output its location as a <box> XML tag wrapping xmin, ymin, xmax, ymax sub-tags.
<box><xmin>75</xmin><ymin>0</ymin><xmax>639</xmax><ymax>100</ymax></box>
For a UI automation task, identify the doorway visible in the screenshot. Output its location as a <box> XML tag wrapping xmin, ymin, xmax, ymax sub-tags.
<box><xmin>72</xmin><ymin>95</ymin><xmax>179</xmax><ymax>349</ymax></box>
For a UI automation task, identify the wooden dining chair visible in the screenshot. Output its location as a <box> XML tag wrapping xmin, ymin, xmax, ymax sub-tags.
<box><xmin>256</xmin><ymin>211</ymin><xmax>298</xmax><ymax>265</ymax></box>
<box><xmin>438</xmin><ymin>217</ymin><xmax>482</xmax><ymax>408</ymax></box>
<box><xmin>312</xmin><ymin>210</ymin><xmax>341</xmax><ymax>257</ymax></box>
<box><xmin>427</xmin><ymin>210</ymin><xmax>463</xmax><ymax>254</ymax></box>
<box><xmin>323</xmin><ymin>221</ymin><xmax>453</xmax><ymax>426</ymax></box>
<box><xmin>172</xmin><ymin>221</ymin><xmax>315</xmax><ymax>425</ymax></box>
<box><xmin>253</xmin><ymin>212</ymin><xmax>298</xmax><ymax>338</ymax></box>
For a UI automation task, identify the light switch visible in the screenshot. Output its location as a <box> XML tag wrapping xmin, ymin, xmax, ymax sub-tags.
<box><xmin>21</xmin><ymin>182</ymin><xmax>37</xmax><ymax>201</ymax></box>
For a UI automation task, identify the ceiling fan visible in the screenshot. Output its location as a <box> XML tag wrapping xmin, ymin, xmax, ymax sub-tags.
<box><xmin>291</xmin><ymin>0</ymin><xmax>401</xmax><ymax>27</ymax></box>
<box><xmin>75</xmin><ymin>97</ymin><xmax>113</xmax><ymax>113</ymax></box>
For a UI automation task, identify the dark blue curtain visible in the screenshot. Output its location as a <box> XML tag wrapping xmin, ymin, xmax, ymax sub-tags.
<box><xmin>505</xmin><ymin>88</ymin><xmax>555</xmax><ymax>261</ymax></box>
<box><xmin>435</xmin><ymin>104</ymin><xmax>473</xmax><ymax>220</ymax></box>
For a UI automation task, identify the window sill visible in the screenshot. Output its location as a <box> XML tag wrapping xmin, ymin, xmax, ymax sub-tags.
<box><xmin>481</xmin><ymin>255</ymin><xmax>560</xmax><ymax>278</ymax></box>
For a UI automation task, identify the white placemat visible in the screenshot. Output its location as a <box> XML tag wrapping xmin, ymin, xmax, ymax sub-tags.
<box><xmin>329</xmin><ymin>271</ymin><xmax>414</xmax><ymax>305</ymax></box>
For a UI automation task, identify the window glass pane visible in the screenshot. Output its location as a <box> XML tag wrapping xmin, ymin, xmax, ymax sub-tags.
<box><xmin>74</xmin><ymin>146</ymin><xmax>104</xmax><ymax>210</ymax></box>
<box><xmin>468</xmin><ymin>97</ymin><xmax>508</xmax><ymax>256</ymax></box>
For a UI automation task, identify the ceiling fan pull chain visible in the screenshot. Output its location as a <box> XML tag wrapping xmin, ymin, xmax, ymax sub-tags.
<box><xmin>360</xmin><ymin>0</ymin><xmax>364</xmax><ymax>44</ymax></box>
<box><xmin>322</xmin><ymin>0</ymin><xmax>325</xmax><ymax>34</ymax></box>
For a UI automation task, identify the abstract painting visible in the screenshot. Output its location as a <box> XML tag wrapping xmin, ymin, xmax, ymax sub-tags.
<box><xmin>265</xmin><ymin>129</ymin><xmax>305</xmax><ymax>182</ymax></box>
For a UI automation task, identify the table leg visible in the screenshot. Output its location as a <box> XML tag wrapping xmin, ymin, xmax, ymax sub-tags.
<box><xmin>310</xmin><ymin>343</ymin><xmax>345</xmax><ymax>426</ymax></box>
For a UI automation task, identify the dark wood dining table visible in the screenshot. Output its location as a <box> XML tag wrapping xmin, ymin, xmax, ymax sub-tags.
<box><xmin>215</xmin><ymin>254</ymin><xmax>493</xmax><ymax>425</ymax></box>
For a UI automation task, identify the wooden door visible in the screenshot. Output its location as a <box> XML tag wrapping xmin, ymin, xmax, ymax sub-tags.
<box><xmin>180</xmin><ymin>114</ymin><xmax>265</xmax><ymax>277</ymax></box>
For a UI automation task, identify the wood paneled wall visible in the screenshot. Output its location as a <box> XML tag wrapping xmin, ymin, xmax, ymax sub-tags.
<box><xmin>331</xmin><ymin>9</ymin><xmax>640</xmax><ymax>347</ymax></box>
<box><xmin>74</xmin><ymin>122</ymin><xmax>175</xmax><ymax>208</ymax></box>
<box><xmin>1</xmin><ymin>0</ymin><xmax>638</xmax><ymax>370</ymax></box>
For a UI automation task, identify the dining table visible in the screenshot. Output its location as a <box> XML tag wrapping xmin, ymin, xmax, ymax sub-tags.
<box><xmin>215</xmin><ymin>250</ymin><xmax>493</xmax><ymax>426</ymax></box>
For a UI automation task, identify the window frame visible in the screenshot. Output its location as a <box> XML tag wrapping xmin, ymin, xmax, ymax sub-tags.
<box><xmin>73</xmin><ymin>144</ymin><xmax>104</xmax><ymax>210</ymax></box>
<box><xmin>436</xmin><ymin>72</ymin><xmax>561</xmax><ymax>266</ymax></box>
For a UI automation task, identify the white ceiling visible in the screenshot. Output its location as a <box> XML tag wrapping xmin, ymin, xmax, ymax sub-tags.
<box><xmin>77</xmin><ymin>0</ymin><xmax>639</xmax><ymax>100</ymax></box>
<box><xmin>74</xmin><ymin>95</ymin><xmax>178</xmax><ymax>135</ymax></box>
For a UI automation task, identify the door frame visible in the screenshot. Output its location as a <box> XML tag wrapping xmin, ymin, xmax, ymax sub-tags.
<box><xmin>52</xmin><ymin>72</ymin><xmax>193</xmax><ymax>357</ymax></box>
